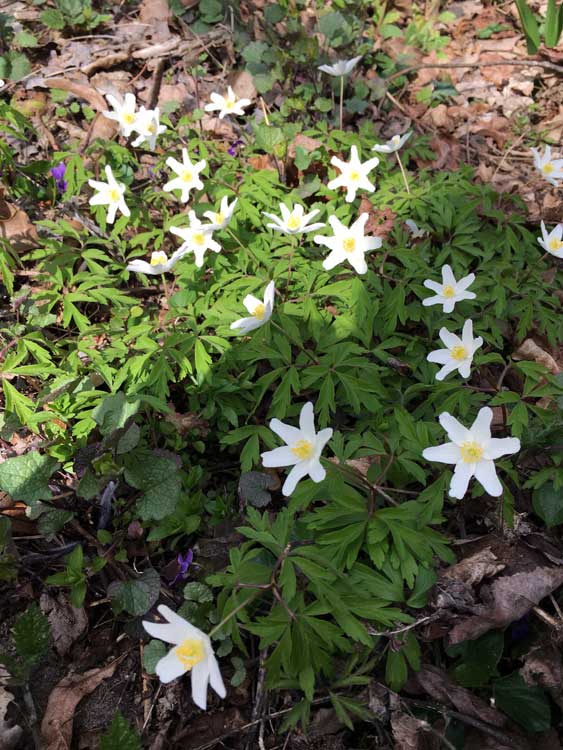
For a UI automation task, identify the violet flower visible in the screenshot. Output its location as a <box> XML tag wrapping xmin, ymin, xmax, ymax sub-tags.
<box><xmin>170</xmin><ymin>549</ymin><xmax>193</xmax><ymax>585</ymax></box>
<box><xmin>227</xmin><ymin>139</ymin><xmax>243</xmax><ymax>157</ymax></box>
<box><xmin>50</xmin><ymin>162</ymin><xmax>67</xmax><ymax>194</ymax></box>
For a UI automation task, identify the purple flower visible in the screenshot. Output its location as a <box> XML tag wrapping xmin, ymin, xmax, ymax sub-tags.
<box><xmin>169</xmin><ymin>549</ymin><xmax>193</xmax><ymax>585</ymax></box>
<box><xmin>50</xmin><ymin>162</ymin><xmax>67</xmax><ymax>194</ymax></box>
<box><xmin>227</xmin><ymin>139</ymin><xmax>243</xmax><ymax>157</ymax></box>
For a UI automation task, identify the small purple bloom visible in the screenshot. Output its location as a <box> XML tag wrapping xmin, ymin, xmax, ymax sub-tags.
<box><xmin>170</xmin><ymin>549</ymin><xmax>193</xmax><ymax>585</ymax></box>
<box><xmin>227</xmin><ymin>139</ymin><xmax>243</xmax><ymax>157</ymax></box>
<box><xmin>50</xmin><ymin>162</ymin><xmax>67</xmax><ymax>194</ymax></box>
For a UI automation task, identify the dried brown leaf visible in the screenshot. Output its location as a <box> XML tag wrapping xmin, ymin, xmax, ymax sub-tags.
<box><xmin>40</xmin><ymin>593</ymin><xmax>88</xmax><ymax>657</ymax></box>
<box><xmin>442</xmin><ymin>548</ymin><xmax>505</xmax><ymax>588</ymax></box>
<box><xmin>513</xmin><ymin>339</ymin><xmax>560</xmax><ymax>375</ymax></box>
<box><xmin>0</xmin><ymin>199</ymin><xmax>39</xmax><ymax>252</ymax></box>
<box><xmin>391</xmin><ymin>712</ymin><xmax>440</xmax><ymax>750</ymax></box>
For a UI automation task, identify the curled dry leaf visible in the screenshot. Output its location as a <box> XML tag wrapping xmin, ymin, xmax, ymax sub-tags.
<box><xmin>513</xmin><ymin>339</ymin><xmax>560</xmax><ymax>375</ymax></box>
<box><xmin>521</xmin><ymin>646</ymin><xmax>563</xmax><ymax>710</ymax></box>
<box><xmin>448</xmin><ymin>566</ymin><xmax>563</xmax><ymax>645</ymax></box>
<box><xmin>442</xmin><ymin>547</ymin><xmax>505</xmax><ymax>588</ymax></box>
<box><xmin>40</xmin><ymin>660</ymin><xmax>118</xmax><ymax>750</ymax></box>
<box><xmin>391</xmin><ymin>711</ymin><xmax>440</xmax><ymax>750</ymax></box>
<box><xmin>0</xmin><ymin>668</ymin><xmax>22</xmax><ymax>750</ymax></box>
<box><xmin>0</xmin><ymin>198</ymin><xmax>39</xmax><ymax>252</ymax></box>
<box><xmin>40</xmin><ymin>592</ymin><xmax>88</xmax><ymax>657</ymax></box>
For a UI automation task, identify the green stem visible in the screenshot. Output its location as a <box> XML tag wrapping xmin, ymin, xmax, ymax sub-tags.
<box><xmin>339</xmin><ymin>75</ymin><xmax>344</xmax><ymax>130</ymax></box>
<box><xmin>270</xmin><ymin>320</ymin><xmax>319</xmax><ymax>365</ymax></box>
<box><xmin>209</xmin><ymin>593</ymin><xmax>258</xmax><ymax>638</ymax></box>
<box><xmin>225</xmin><ymin>226</ymin><xmax>262</xmax><ymax>266</ymax></box>
<box><xmin>395</xmin><ymin>151</ymin><xmax>410</xmax><ymax>194</ymax></box>
<box><xmin>284</xmin><ymin>233</ymin><xmax>299</xmax><ymax>298</ymax></box>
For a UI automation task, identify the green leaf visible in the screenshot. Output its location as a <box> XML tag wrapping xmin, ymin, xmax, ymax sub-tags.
<box><xmin>100</xmin><ymin>712</ymin><xmax>141</xmax><ymax>750</ymax></box>
<box><xmin>545</xmin><ymin>0</ymin><xmax>561</xmax><ymax>46</ymax></box>
<box><xmin>13</xmin><ymin>604</ymin><xmax>50</xmax><ymax>666</ymax></box>
<box><xmin>230</xmin><ymin>656</ymin><xmax>246</xmax><ymax>687</ymax></box>
<box><xmin>532</xmin><ymin>482</ymin><xmax>563</xmax><ymax>528</ymax></box>
<box><xmin>238</xmin><ymin>471</ymin><xmax>277</xmax><ymax>507</ymax></box>
<box><xmin>92</xmin><ymin>392</ymin><xmax>140</xmax><ymax>436</ymax></box>
<box><xmin>40</xmin><ymin>8</ymin><xmax>66</xmax><ymax>29</ymax></box>
<box><xmin>513</xmin><ymin>0</ymin><xmax>540</xmax><ymax>53</ymax></box>
<box><xmin>124</xmin><ymin>451</ymin><xmax>182</xmax><ymax>521</ymax></box>
<box><xmin>493</xmin><ymin>672</ymin><xmax>551</xmax><ymax>732</ymax></box>
<box><xmin>14</xmin><ymin>30</ymin><xmax>38</xmax><ymax>48</ymax></box>
<box><xmin>183</xmin><ymin>581</ymin><xmax>213</xmax><ymax>603</ymax></box>
<box><xmin>253</xmin><ymin>123</ymin><xmax>284</xmax><ymax>153</ymax></box>
<box><xmin>108</xmin><ymin>568</ymin><xmax>161</xmax><ymax>616</ymax></box>
<box><xmin>143</xmin><ymin>640</ymin><xmax>166</xmax><ymax>674</ymax></box>
<box><xmin>0</xmin><ymin>453</ymin><xmax>59</xmax><ymax>504</ymax></box>
<box><xmin>449</xmin><ymin>630</ymin><xmax>504</xmax><ymax>687</ymax></box>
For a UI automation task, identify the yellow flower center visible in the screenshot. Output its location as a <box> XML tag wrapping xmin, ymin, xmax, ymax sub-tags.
<box><xmin>225</xmin><ymin>99</ymin><xmax>235</xmax><ymax>110</ymax></box>
<box><xmin>343</xmin><ymin>238</ymin><xmax>356</xmax><ymax>253</ymax></box>
<box><xmin>193</xmin><ymin>232</ymin><xmax>206</xmax><ymax>246</ymax></box>
<box><xmin>123</xmin><ymin>112</ymin><xmax>136</xmax><ymax>124</ymax></box>
<box><xmin>543</xmin><ymin>163</ymin><xmax>554</xmax><ymax>175</ymax></box>
<box><xmin>392</xmin><ymin>135</ymin><xmax>401</xmax><ymax>145</ymax></box>
<box><xmin>286</xmin><ymin>215</ymin><xmax>300</xmax><ymax>230</ymax></box>
<box><xmin>291</xmin><ymin>439</ymin><xmax>314</xmax><ymax>460</ymax></box>
<box><xmin>450</xmin><ymin>345</ymin><xmax>467</xmax><ymax>361</ymax></box>
<box><xmin>108</xmin><ymin>188</ymin><xmax>120</xmax><ymax>202</ymax></box>
<box><xmin>549</xmin><ymin>238</ymin><xmax>562</xmax><ymax>252</ymax></box>
<box><xmin>460</xmin><ymin>441</ymin><xmax>484</xmax><ymax>464</ymax></box>
<box><xmin>150</xmin><ymin>251</ymin><xmax>168</xmax><ymax>266</ymax></box>
<box><xmin>215</xmin><ymin>212</ymin><xmax>224</xmax><ymax>225</ymax></box>
<box><xmin>253</xmin><ymin>302</ymin><xmax>266</xmax><ymax>320</ymax></box>
<box><xmin>442</xmin><ymin>285</ymin><xmax>455</xmax><ymax>298</ymax></box>
<box><xmin>349</xmin><ymin>170</ymin><xmax>360</xmax><ymax>181</ymax></box>
<box><xmin>181</xmin><ymin>170</ymin><xmax>193</xmax><ymax>183</ymax></box>
<box><xmin>175</xmin><ymin>638</ymin><xmax>205</xmax><ymax>670</ymax></box>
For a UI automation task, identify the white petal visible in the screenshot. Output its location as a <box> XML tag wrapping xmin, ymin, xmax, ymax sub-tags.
<box><xmin>439</xmin><ymin>413</ymin><xmax>470</xmax><ymax>444</ymax></box>
<box><xmin>191</xmin><ymin>660</ymin><xmax>210</xmax><ymax>710</ymax></box>
<box><xmin>208</xmin><ymin>653</ymin><xmax>226</xmax><ymax>699</ymax></box>
<box><xmin>484</xmin><ymin>437</ymin><xmax>520</xmax><ymax>460</ymax></box>
<box><xmin>474</xmin><ymin>460</ymin><xmax>502</xmax><ymax>496</ymax></box>
<box><xmin>315</xmin><ymin>428</ymin><xmax>333</xmax><ymax>453</ymax></box>
<box><xmin>282</xmin><ymin>462</ymin><xmax>310</xmax><ymax>496</ymax></box>
<box><xmin>441</xmin><ymin>264</ymin><xmax>456</xmax><ymax>286</ymax></box>
<box><xmin>449</xmin><ymin>462</ymin><xmax>474</xmax><ymax>499</ymax></box>
<box><xmin>439</xmin><ymin>328</ymin><xmax>460</xmax><ymax>349</ymax></box>
<box><xmin>469</xmin><ymin>407</ymin><xmax>493</xmax><ymax>443</ymax></box>
<box><xmin>427</xmin><ymin>349</ymin><xmax>451</xmax><ymax>364</ymax></box>
<box><xmin>269</xmin><ymin>419</ymin><xmax>301</xmax><ymax>445</ymax></box>
<box><xmin>261</xmin><ymin>445</ymin><xmax>299</xmax><ymax>468</ymax></box>
<box><xmin>155</xmin><ymin>650</ymin><xmax>187</xmax><ymax>683</ymax></box>
<box><xmin>230</xmin><ymin>316</ymin><xmax>261</xmax><ymax>333</ymax></box>
<box><xmin>423</xmin><ymin>442</ymin><xmax>460</xmax><ymax>464</ymax></box>
<box><xmin>299</xmin><ymin>402</ymin><xmax>316</xmax><ymax>440</ymax></box>
<box><xmin>308</xmin><ymin>460</ymin><xmax>326</xmax><ymax>483</ymax></box>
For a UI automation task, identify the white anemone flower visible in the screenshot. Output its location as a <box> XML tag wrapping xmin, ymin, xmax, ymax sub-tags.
<box><xmin>230</xmin><ymin>280</ymin><xmax>275</xmax><ymax>334</ymax></box>
<box><xmin>204</xmin><ymin>86</ymin><xmax>251</xmax><ymax>119</ymax></box>
<box><xmin>204</xmin><ymin>196</ymin><xmax>238</xmax><ymax>230</ymax></box>
<box><xmin>163</xmin><ymin>149</ymin><xmax>206</xmax><ymax>203</ymax></box>
<box><xmin>261</xmin><ymin>402</ymin><xmax>333</xmax><ymax>496</ymax></box>
<box><xmin>427</xmin><ymin>319</ymin><xmax>483</xmax><ymax>381</ymax></box>
<box><xmin>314</xmin><ymin>213</ymin><xmax>382</xmax><ymax>275</ymax></box>
<box><xmin>372</xmin><ymin>131</ymin><xmax>412</xmax><ymax>154</ymax></box>
<box><xmin>88</xmin><ymin>165</ymin><xmax>130</xmax><ymax>225</ymax></box>
<box><xmin>126</xmin><ymin>249</ymin><xmax>186</xmax><ymax>275</ymax></box>
<box><xmin>405</xmin><ymin>219</ymin><xmax>427</xmax><ymax>239</ymax></box>
<box><xmin>327</xmin><ymin>145</ymin><xmax>380</xmax><ymax>203</ymax></box>
<box><xmin>131</xmin><ymin>106</ymin><xmax>167</xmax><ymax>150</ymax></box>
<box><xmin>422</xmin><ymin>265</ymin><xmax>476</xmax><ymax>314</ymax></box>
<box><xmin>318</xmin><ymin>56</ymin><xmax>362</xmax><ymax>77</ymax></box>
<box><xmin>262</xmin><ymin>203</ymin><xmax>325</xmax><ymax>235</ymax></box>
<box><xmin>142</xmin><ymin>605</ymin><xmax>226</xmax><ymax>710</ymax></box>
<box><xmin>0</xmin><ymin>80</ymin><xmax>5</xmax><ymax>89</ymax></box>
<box><xmin>170</xmin><ymin>211</ymin><xmax>221</xmax><ymax>267</ymax></box>
<box><xmin>538</xmin><ymin>220</ymin><xmax>563</xmax><ymax>258</ymax></box>
<box><xmin>531</xmin><ymin>145</ymin><xmax>563</xmax><ymax>187</ymax></box>
<box><xmin>103</xmin><ymin>92</ymin><xmax>138</xmax><ymax>137</ymax></box>
<box><xmin>422</xmin><ymin>407</ymin><xmax>520</xmax><ymax>500</ymax></box>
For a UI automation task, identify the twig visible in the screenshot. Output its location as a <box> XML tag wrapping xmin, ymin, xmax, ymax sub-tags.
<box><xmin>148</xmin><ymin>59</ymin><xmax>166</xmax><ymax>110</ymax></box>
<box><xmin>368</xmin><ymin>613</ymin><xmax>440</xmax><ymax>637</ymax></box>
<box><xmin>386</xmin><ymin>58</ymin><xmax>563</xmax><ymax>84</ymax></box>
<box><xmin>22</xmin><ymin>684</ymin><xmax>42</xmax><ymax>750</ymax></box>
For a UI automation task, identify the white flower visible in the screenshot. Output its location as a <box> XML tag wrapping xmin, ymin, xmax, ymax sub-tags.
<box><xmin>405</xmin><ymin>219</ymin><xmax>427</xmax><ymax>239</ymax></box>
<box><xmin>170</xmin><ymin>211</ymin><xmax>221</xmax><ymax>267</ymax></box>
<box><xmin>204</xmin><ymin>86</ymin><xmax>251</xmax><ymax>119</ymax></box>
<box><xmin>261</xmin><ymin>402</ymin><xmax>333</xmax><ymax>496</ymax></box>
<box><xmin>0</xmin><ymin>79</ymin><xmax>6</xmax><ymax>89</ymax></box>
<box><xmin>163</xmin><ymin>149</ymin><xmax>206</xmax><ymax>203</ymax></box>
<box><xmin>126</xmin><ymin>249</ymin><xmax>186</xmax><ymax>275</ymax></box>
<box><xmin>372</xmin><ymin>131</ymin><xmax>412</xmax><ymax>153</ymax></box>
<box><xmin>204</xmin><ymin>196</ymin><xmax>238</xmax><ymax>230</ymax></box>
<box><xmin>88</xmin><ymin>165</ymin><xmax>130</xmax><ymax>225</ymax></box>
<box><xmin>318</xmin><ymin>56</ymin><xmax>362</xmax><ymax>77</ymax></box>
<box><xmin>230</xmin><ymin>280</ymin><xmax>275</xmax><ymax>334</ymax></box>
<box><xmin>422</xmin><ymin>407</ymin><xmax>520</xmax><ymax>500</ymax></box>
<box><xmin>131</xmin><ymin>106</ymin><xmax>167</xmax><ymax>150</ymax></box>
<box><xmin>142</xmin><ymin>605</ymin><xmax>226</xmax><ymax>710</ymax></box>
<box><xmin>538</xmin><ymin>220</ymin><xmax>563</xmax><ymax>258</ymax></box>
<box><xmin>327</xmin><ymin>145</ymin><xmax>380</xmax><ymax>203</ymax></box>
<box><xmin>262</xmin><ymin>203</ymin><xmax>325</xmax><ymax>235</ymax></box>
<box><xmin>422</xmin><ymin>265</ymin><xmax>476</xmax><ymax>314</ymax></box>
<box><xmin>103</xmin><ymin>92</ymin><xmax>138</xmax><ymax>137</ymax></box>
<box><xmin>427</xmin><ymin>320</ymin><xmax>483</xmax><ymax>381</ymax></box>
<box><xmin>531</xmin><ymin>145</ymin><xmax>563</xmax><ymax>187</ymax></box>
<box><xmin>314</xmin><ymin>213</ymin><xmax>382</xmax><ymax>275</ymax></box>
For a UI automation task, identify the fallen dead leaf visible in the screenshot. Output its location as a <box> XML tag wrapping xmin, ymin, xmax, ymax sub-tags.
<box><xmin>448</xmin><ymin>566</ymin><xmax>563</xmax><ymax>645</ymax></box>
<box><xmin>288</xmin><ymin>133</ymin><xmax>323</xmax><ymax>159</ymax></box>
<box><xmin>139</xmin><ymin>0</ymin><xmax>171</xmax><ymax>41</ymax></box>
<box><xmin>231</xmin><ymin>70</ymin><xmax>256</xmax><ymax>103</ymax></box>
<box><xmin>442</xmin><ymin>547</ymin><xmax>505</xmax><ymax>588</ymax></box>
<box><xmin>513</xmin><ymin>339</ymin><xmax>560</xmax><ymax>375</ymax></box>
<box><xmin>40</xmin><ymin>661</ymin><xmax>119</xmax><ymax>750</ymax></box>
<box><xmin>0</xmin><ymin>668</ymin><xmax>22</xmax><ymax>750</ymax></box>
<box><xmin>391</xmin><ymin>711</ymin><xmax>440</xmax><ymax>750</ymax></box>
<box><xmin>40</xmin><ymin>592</ymin><xmax>89</xmax><ymax>657</ymax></box>
<box><xmin>521</xmin><ymin>645</ymin><xmax>563</xmax><ymax>710</ymax></box>
<box><xmin>0</xmin><ymin>198</ymin><xmax>39</xmax><ymax>252</ymax></box>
